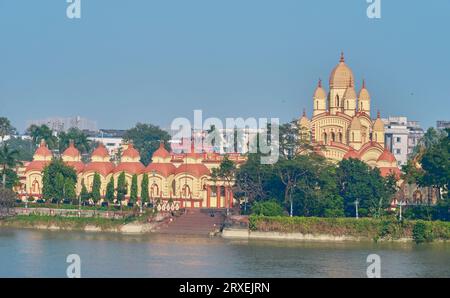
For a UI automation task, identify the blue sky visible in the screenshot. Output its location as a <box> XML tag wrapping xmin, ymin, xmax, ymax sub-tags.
<box><xmin>0</xmin><ymin>0</ymin><xmax>449</xmax><ymax>132</ymax></box>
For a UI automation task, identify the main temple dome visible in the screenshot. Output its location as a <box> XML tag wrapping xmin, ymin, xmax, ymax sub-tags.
<box><xmin>329</xmin><ymin>52</ymin><xmax>354</xmax><ymax>88</ymax></box>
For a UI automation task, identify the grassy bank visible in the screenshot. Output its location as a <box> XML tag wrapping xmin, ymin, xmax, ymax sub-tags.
<box><xmin>0</xmin><ymin>215</ymin><xmax>133</xmax><ymax>231</ymax></box>
<box><xmin>249</xmin><ymin>216</ymin><xmax>450</xmax><ymax>243</ymax></box>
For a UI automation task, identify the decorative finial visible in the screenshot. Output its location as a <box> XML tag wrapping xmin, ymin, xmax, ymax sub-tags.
<box><xmin>340</xmin><ymin>51</ymin><xmax>345</xmax><ymax>63</ymax></box>
<box><xmin>69</xmin><ymin>139</ymin><xmax>74</xmax><ymax>147</ymax></box>
<box><xmin>302</xmin><ymin>108</ymin><xmax>306</xmax><ymax>117</ymax></box>
<box><xmin>362</xmin><ymin>79</ymin><xmax>366</xmax><ymax>89</ymax></box>
<box><xmin>377</xmin><ymin>110</ymin><xmax>381</xmax><ymax>118</ymax></box>
<box><xmin>40</xmin><ymin>139</ymin><xmax>46</xmax><ymax>146</ymax></box>
<box><xmin>318</xmin><ymin>78</ymin><xmax>322</xmax><ymax>88</ymax></box>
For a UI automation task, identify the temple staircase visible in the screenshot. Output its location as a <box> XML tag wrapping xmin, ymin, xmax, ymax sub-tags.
<box><xmin>156</xmin><ymin>209</ymin><xmax>226</xmax><ymax>236</ymax></box>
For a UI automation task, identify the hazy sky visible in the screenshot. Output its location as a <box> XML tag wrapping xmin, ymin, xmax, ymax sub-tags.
<box><xmin>1</xmin><ymin>0</ymin><xmax>449</xmax><ymax>132</ymax></box>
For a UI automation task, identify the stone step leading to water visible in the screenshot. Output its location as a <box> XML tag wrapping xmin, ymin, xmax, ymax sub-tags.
<box><xmin>156</xmin><ymin>209</ymin><xmax>225</xmax><ymax>236</ymax></box>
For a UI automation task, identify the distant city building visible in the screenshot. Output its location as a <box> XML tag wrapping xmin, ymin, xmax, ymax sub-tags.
<box><xmin>27</xmin><ymin>116</ymin><xmax>98</xmax><ymax>133</ymax></box>
<box><xmin>87</xmin><ymin>136</ymin><xmax>123</xmax><ymax>157</ymax></box>
<box><xmin>169</xmin><ymin>128</ymin><xmax>262</xmax><ymax>155</ymax></box>
<box><xmin>84</xmin><ymin>129</ymin><xmax>129</xmax><ymax>160</ymax></box>
<box><xmin>383</xmin><ymin>117</ymin><xmax>424</xmax><ymax>166</ymax></box>
<box><xmin>436</xmin><ymin>120</ymin><xmax>450</xmax><ymax>130</ymax></box>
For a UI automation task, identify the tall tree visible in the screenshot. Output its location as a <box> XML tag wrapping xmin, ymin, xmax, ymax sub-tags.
<box><xmin>123</xmin><ymin>123</ymin><xmax>170</xmax><ymax>165</ymax></box>
<box><xmin>420</xmin><ymin>129</ymin><xmax>449</xmax><ymax>199</ymax></box>
<box><xmin>0</xmin><ymin>117</ymin><xmax>16</xmax><ymax>142</ymax></box>
<box><xmin>4</xmin><ymin>137</ymin><xmax>35</xmax><ymax>161</ymax></box>
<box><xmin>278</xmin><ymin>120</ymin><xmax>313</xmax><ymax>160</ymax></box>
<box><xmin>116</xmin><ymin>172</ymin><xmax>127</xmax><ymax>203</ymax></box>
<box><xmin>80</xmin><ymin>179</ymin><xmax>90</xmax><ymax>201</ymax></box>
<box><xmin>91</xmin><ymin>173</ymin><xmax>102</xmax><ymax>203</ymax></box>
<box><xmin>55</xmin><ymin>173</ymin><xmax>65</xmax><ymax>200</ymax></box>
<box><xmin>64</xmin><ymin>178</ymin><xmax>76</xmax><ymax>201</ymax></box>
<box><xmin>130</xmin><ymin>174</ymin><xmax>138</xmax><ymax>204</ymax></box>
<box><xmin>275</xmin><ymin>156</ymin><xmax>311</xmax><ymax>217</ymax></box>
<box><xmin>41</xmin><ymin>159</ymin><xmax>77</xmax><ymax>200</ymax></box>
<box><xmin>337</xmin><ymin>158</ymin><xmax>394</xmax><ymax>218</ymax></box>
<box><xmin>141</xmin><ymin>173</ymin><xmax>149</xmax><ymax>204</ymax></box>
<box><xmin>105</xmin><ymin>176</ymin><xmax>115</xmax><ymax>203</ymax></box>
<box><xmin>0</xmin><ymin>145</ymin><xmax>22</xmax><ymax>189</ymax></box>
<box><xmin>26</xmin><ymin>124</ymin><xmax>58</xmax><ymax>149</ymax></box>
<box><xmin>0</xmin><ymin>188</ymin><xmax>16</xmax><ymax>215</ymax></box>
<box><xmin>58</xmin><ymin>127</ymin><xmax>92</xmax><ymax>154</ymax></box>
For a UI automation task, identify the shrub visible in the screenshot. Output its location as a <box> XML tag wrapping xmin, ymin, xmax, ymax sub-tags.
<box><xmin>251</xmin><ymin>200</ymin><xmax>284</xmax><ymax>217</ymax></box>
<box><xmin>413</xmin><ymin>221</ymin><xmax>433</xmax><ymax>243</ymax></box>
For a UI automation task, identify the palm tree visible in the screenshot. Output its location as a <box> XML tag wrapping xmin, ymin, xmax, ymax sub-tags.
<box><xmin>27</xmin><ymin>124</ymin><xmax>57</xmax><ymax>149</ymax></box>
<box><xmin>0</xmin><ymin>144</ymin><xmax>22</xmax><ymax>189</ymax></box>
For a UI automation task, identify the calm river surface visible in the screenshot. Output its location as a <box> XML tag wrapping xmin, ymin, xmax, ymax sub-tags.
<box><xmin>0</xmin><ymin>228</ymin><xmax>449</xmax><ymax>278</ymax></box>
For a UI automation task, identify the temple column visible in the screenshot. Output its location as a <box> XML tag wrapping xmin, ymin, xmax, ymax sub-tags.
<box><xmin>216</xmin><ymin>184</ymin><xmax>221</xmax><ymax>208</ymax></box>
<box><xmin>206</xmin><ymin>185</ymin><xmax>211</xmax><ymax>208</ymax></box>
<box><xmin>228</xmin><ymin>187</ymin><xmax>233</xmax><ymax>208</ymax></box>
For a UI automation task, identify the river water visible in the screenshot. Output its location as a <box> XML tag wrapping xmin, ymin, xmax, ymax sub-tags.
<box><xmin>0</xmin><ymin>228</ymin><xmax>448</xmax><ymax>278</ymax></box>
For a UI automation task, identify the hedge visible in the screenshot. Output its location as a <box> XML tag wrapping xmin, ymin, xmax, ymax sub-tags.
<box><xmin>249</xmin><ymin>215</ymin><xmax>450</xmax><ymax>243</ymax></box>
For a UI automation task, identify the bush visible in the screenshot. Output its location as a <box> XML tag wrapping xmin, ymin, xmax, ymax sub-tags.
<box><xmin>251</xmin><ymin>200</ymin><xmax>284</xmax><ymax>217</ymax></box>
<box><xmin>413</xmin><ymin>221</ymin><xmax>433</xmax><ymax>243</ymax></box>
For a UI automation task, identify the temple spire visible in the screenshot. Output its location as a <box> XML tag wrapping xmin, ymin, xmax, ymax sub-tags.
<box><xmin>302</xmin><ymin>108</ymin><xmax>306</xmax><ymax>117</ymax></box>
<box><xmin>340</xmin><ymin>51</ymin><xmax>345</xmax><ymax>63</ymax></box>
<box><xmin>377</xmin><ymin>110</ymin><xmax>381</xmax><ymax>119</ymax></box>
<box><xmin>318</xmin><ymin>78</ymin><xmax>322</xmax><ymax>88</ymax></box>
<box><xmin>362</xmin><ymin>79</ymin><xmax>366</xmax><ymax>89</ymax></box>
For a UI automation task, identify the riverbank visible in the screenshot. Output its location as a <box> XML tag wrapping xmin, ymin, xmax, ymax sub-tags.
<box><xmin>223</xmin><ymin>216</ymin><xmax>450</xmax><ymax>243</ymax></box>
<box><xmin>0</xmin><ymin>215</ymin><xmax>158</xmax><ymax>234</ymax></box>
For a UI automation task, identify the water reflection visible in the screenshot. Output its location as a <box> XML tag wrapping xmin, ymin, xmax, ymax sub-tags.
<box><xmin>0</xmin><ymin>229</ymin><xmax>448</xmax><ymax>277</ymax></box>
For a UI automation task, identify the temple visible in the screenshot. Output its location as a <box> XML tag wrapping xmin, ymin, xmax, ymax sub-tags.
<box><xmin>21</xmin><ymin>140</ymin><xmax>246</xmax><ymax>209</ymax></box>
<box><xmin>299</xmin><ymin>53</ymin><xmax>400</xmax><ymax>177</ymax></box>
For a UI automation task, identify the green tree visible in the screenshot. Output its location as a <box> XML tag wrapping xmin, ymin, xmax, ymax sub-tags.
<box><xmin>105</xmin><ymin>177</ymin><xmax>115</xmax><ymax>203</ymax></box>
<box><xmin>3</xmin><ymin>169</ymin><xmax>19</xmax><ymax>190</ymax></box>
<box><xmin>55</xmin><ymin>173</ymin><xmax>65</xmax><ymax>200</ymax></box>
<box><xmin>141</xmin><ymin>174</ymin><xmax>149</xmax><ymax>204</ymax></box>
<box><xmin>91</xmin><ymin>173</ymin><xmax>102</xmax><ymax>203</ymax></box>
<box><xmin>293</xmin><ymin>156</ymin><xmax>344</xmax><ymax>218</ymax></box>
<box><xmin>123</xmin><ymin>123</ymin><xmax>171</xmax><ymax>165</ymax></box>
<box><xmin>58</xmin><ymin>128</ymin><xmax>92</xmax><ymax>155</ymax></box>
<box><xmin>0</xmin><ymin>188</ymin><xmax>16</xmax><ymax>215</ymax></box>
<box><xmin>26</xmin><ymin>124</ymin><xmax>58</xmax><ymax>149</ymax></box>
<box><xmin>278</xmin><ymin>120</ymin><xmax>312</xmax><ymax>159</ymax></box>
<box><xmin>41</xmin><ymin>159</ymin><xmax>77</xmax><ymax>200</ymax></box>
<box><xmin>116</xmin><ymin>172</ymin><xmax>127</xmax><ymax>203</ymax></box>
<box><xmin>64</xmin><ymin>178</ymin><xmax>76</xmax><ymax>200</ymax></box>
<box><xmin>275</xmin><ymin>156</ymin><xmax>313</xmax><ymax>217</ymax></box>
<box><xmin>4</xmin><ymin>137</ymin><xmax>35</xmax><ymax>161</ymax></box>
<box><xmin>0</xmin><ymin>117</ymin><xmax>16</xmax><ymax>142</ymax></box>
<box><xmin>80</xmin><ymin>179</ymin><xmax>90</xmax><ymax>201</ymax></box>
<box><xmin>420</xmin><ymin>129</ymin><xmax>449</xmax><ymax>198</ymax></box>
<box><xmin>130</xmin><ymin>174</ymin><xmax>138</xmax><ymax>204</ymax></box>
<box><xmin>337</xmin><ymin>158</ymin><xmax>394</xmax><ymax>218</ymax></box>
<box><xmin>252</xmin><ymin>200</ymin><xmax>284</xmax><ymax>216</ymax></box>
<box><xmin>0</xmin><ymin>145</ymin><xmax>22</xmax><ymax>189</ymax></box>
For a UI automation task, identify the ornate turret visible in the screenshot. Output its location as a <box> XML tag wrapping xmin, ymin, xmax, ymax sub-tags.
<box><xmin>25</xmin><ymin>139</ymin><xmax>53</xmax><ymax>173</ymax></box>
<box><xmin>115</xmin><ymin>143</ymin><xmax>145</xmax><ymax>175</ymax></box>
<box><xmin>313</xmin><ymin>79</ymin><xmax>327</xmax><ymax>116</ymax></box>
<box><xmin>329</xmin><ymin>52</ymin><xmax>355</xmax><ymax>115</ymax></box>
<box><xmin>84</xmin><ymin>143</ymin><xmax>114</xmax><ymax>176</ymax></box>
<box><xmin>372</xmin><ymin>111</ymin><xmax>385</xmax><ymax>146</ymax></box>
<box><xmin>299</xmin><ymin>109</ymin><xmax>311</xmax><ymax>141</ymax></box>
<box><xmin>349</xmin><ymin>117</ymin><xmax>362</xmax><ymax>150</ymax></box>
<box><xmin>62</xmin><ymin>140</ymin><xmax>84</xmax><ymax>173</ymax></box>
<box><xmin>343</xmin><ymin>84</ymin><xmax>357</xmax><ymax>116</ymax></box>
<box><xmin>358</xmin><ymin>79</ymin><xmax>371</xmax><ymax>115</ymax></box>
